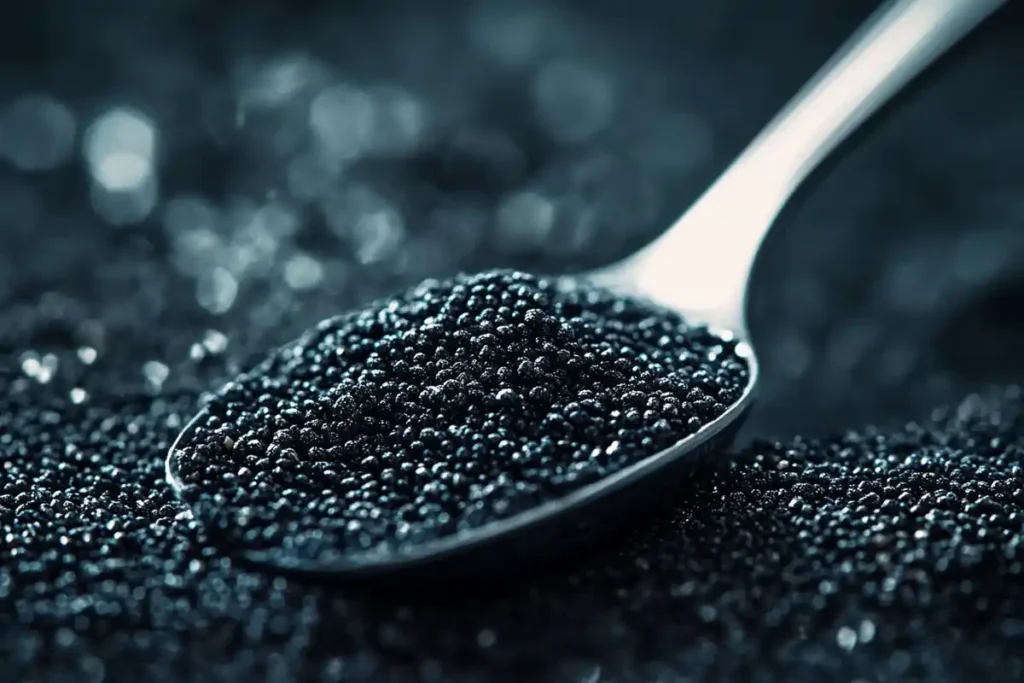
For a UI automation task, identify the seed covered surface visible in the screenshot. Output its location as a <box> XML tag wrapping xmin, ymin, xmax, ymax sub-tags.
<box><xmin>171</xmin><ymin>269</ymin><xmax>750</xmax><ymax>560</ymax></box>
<box><xmin>4</xmin><ymin>377</ymin><xmax>1024</xmax><ymax>682</ymax></box>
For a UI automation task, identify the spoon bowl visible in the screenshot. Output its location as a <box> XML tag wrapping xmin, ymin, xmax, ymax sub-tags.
<box><xmin>166</xmin><ymin>342</ymin><xmax>757</xmax><ymax>581</ymax></box>
<box><xmin>166</xmin><ymin>0</ymin><xmax>1004</xmax><ymax>581</ymax></box>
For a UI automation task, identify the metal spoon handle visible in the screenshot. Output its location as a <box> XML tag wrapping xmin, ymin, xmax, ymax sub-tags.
<box><xmin>616</xmin><ymin>0</ymin><xmax>1004</xmax><ymax>334</ymax></box>
<box><xmin>746</xmin><ymin>0</ymin><xmax>1004</xmax><ymax>188</ymax></box>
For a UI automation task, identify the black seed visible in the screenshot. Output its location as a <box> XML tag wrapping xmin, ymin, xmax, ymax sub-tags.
<box><xmin>171</xmin><ymin>270</ymin><xmax>749</xmax><ymax>559</ymax></box>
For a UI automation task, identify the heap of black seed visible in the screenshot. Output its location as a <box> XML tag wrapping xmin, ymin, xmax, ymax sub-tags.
<box><xmin>171</xmin><ymin>269</ymin><xmax>749</xmax><ymax>558</ymax></box>
<box><xmin>5</xmin><ymin>378</ymin><xmax>1024</xmax><ymax>682</ymax></box>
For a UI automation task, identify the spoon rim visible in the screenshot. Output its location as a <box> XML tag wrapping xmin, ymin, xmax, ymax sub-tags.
<box><xmin>164</xmin><ymin>326</ymin><xmax>759</xmax><ymax>579</ymax></box>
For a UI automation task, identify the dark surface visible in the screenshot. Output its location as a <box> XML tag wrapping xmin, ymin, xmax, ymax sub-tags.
<box><xmin>2</xmin><ymin>0</ymin><xmax>1024</xmax><ymax>681</ymax></box>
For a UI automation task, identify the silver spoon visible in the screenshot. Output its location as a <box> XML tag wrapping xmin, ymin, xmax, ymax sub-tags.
<box><xmin>166</xmin><ymin>0</ymin><xmax>1004</xmax><ymax>581</ymax></box>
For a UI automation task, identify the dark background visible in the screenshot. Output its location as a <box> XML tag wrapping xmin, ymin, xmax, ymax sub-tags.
<box><xmin>2</xmin><ymin>1</ymin><xmax>1024</xmax><ymax>681</ymax></box>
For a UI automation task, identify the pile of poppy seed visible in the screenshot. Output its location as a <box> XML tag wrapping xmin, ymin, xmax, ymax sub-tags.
<box><xmin>5</xmin><ymin>373</ymin><xmax>1024</xmax><ymax>682</ymax></box>
<box><xmin>171</xmin><ymin>270</ymin><xmax>750</xmax><ymax>559</ymax></box>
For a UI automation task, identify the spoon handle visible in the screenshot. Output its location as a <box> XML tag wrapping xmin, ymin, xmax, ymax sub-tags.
<box><xmin>744</xmin><ymin>0</ymin><xmax>1005</xmax><ymax>188</ymax></box>
<box><xmin>619</xmin><ymin>0</ymin><xmax>1004</xmax><ymax>334</ymax></box>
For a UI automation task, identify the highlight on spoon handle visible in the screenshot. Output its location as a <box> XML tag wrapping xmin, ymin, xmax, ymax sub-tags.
<box><xmin>746</xmin><ymin>0</ymin><xmax>1005</xmax><ymax>187</ymax></box>
<box><xmin>618</xmin><ymin>0</ymin><xmax>1003</xmax><ymax>335</ymax></box>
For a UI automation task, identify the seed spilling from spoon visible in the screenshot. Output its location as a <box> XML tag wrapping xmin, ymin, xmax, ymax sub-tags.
<box><xmin>169</xmin><ymin>269</ymin><xmax>749</xmax><ymax>566</ymax></box>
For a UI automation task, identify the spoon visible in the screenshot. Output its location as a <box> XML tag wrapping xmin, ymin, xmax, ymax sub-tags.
<box><xmin>166</xmin><ymin>0</ymin><xmax>1004</xmax><ymax>581</ymax></box>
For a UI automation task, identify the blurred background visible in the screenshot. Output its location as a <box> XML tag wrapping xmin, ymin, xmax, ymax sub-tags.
<box><xmin>0</xmin><ymin>0</ymin><xmax>1022</xmax><ymax>437</ymax></box>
